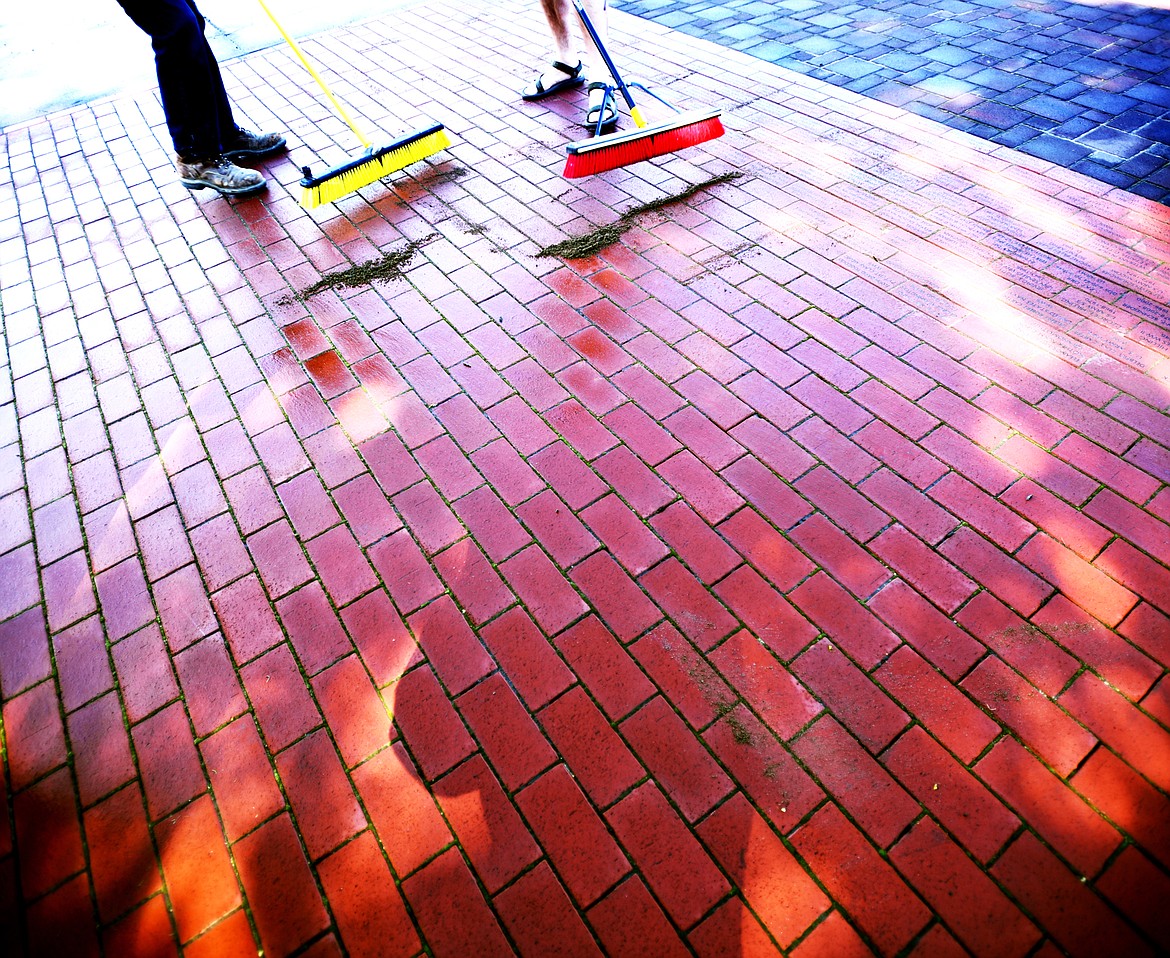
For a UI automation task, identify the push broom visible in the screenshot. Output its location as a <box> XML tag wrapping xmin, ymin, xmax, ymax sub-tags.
<box><xmin>255</xmin><ymin>0</ymin><xmax>451</xmax><ymax>208</ymax></box>
<box><xmin>563</xmin><ymin>1</ymin><xmax>724</xmax><ymax>178</ymax></box>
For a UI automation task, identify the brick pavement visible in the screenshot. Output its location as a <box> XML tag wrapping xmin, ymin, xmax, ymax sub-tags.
<box><xmin>617</xmin><ymin>0</ymin><xmax>1170</xmax><ymax>203</ymax></box>
<box><xmin>2</xmin><ymin>0</ymin><xmax>1170</xmax><ymax>955</ymax></box>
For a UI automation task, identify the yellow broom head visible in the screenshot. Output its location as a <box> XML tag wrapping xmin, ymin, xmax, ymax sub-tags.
<box><xmin>300</xmin><ymin>123</ymin><xmax>451</xmax><ymax>208</ymax></box>
<box><xmin>563</xmin><ymin>109</ymin><xmax>724</xmax><ymax>178</ymax></box>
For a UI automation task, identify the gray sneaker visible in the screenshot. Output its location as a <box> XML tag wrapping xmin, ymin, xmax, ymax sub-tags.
<box><xmin>176</xmin><ymin>155</ymin><xmax>267</xmax><ymax>196</ymax></box>
<box><xmin>223</xmin><ymin>128</ymin><xmax>287</xmax><ymax>161</ymax></box>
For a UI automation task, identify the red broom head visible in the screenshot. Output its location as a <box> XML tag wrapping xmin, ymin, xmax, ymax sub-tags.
<box><xmin>563</xmin><ymin>109</ymin><xmax>724</xmax><ymax>178</ymax></box>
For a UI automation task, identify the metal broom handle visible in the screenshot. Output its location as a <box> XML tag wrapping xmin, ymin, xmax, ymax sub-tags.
<box><xmin>574</xmin><ymin>1</ymin><xmax>648</xmax><ymax>127</ymax></box>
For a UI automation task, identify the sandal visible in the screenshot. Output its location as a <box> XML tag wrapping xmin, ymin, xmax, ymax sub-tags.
<box><xmin>522</xmin><ymin>60</ymin><xmax>585</xmax><ymax>101</ymax></box>
<box><xmin>582</xmin><ymin>82</ymin><xmax>618</xmax><ymax>133</ymax></box>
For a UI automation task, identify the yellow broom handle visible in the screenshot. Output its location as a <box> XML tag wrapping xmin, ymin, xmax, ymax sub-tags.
<box><xmin>254</xmin><ymin>0</ymin><xmax>372</xmax><ymax>148</ymax></box>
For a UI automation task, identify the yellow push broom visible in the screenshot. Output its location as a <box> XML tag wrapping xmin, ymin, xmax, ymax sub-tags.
<box><xmin>256</xmin><ymin>0</ymin><xmax>451</xmax><ymax>208</ymax></box>
<box><xmin>562</xmin><ymin>1</ymin><xmax>724</xmax><ymax>178</ymax></box>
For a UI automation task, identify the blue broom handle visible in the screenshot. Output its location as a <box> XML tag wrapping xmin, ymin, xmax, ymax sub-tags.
<box><xmin>574</xmin><ymin>1</ymin><xmax>642</xmax><ymax>118</ymax></box>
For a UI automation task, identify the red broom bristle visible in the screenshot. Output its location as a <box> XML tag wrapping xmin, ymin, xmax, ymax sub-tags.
<box><xmin>563</xmin><ymin>114</ymin><xmax>725</xmax><ymax>178</ymax></box>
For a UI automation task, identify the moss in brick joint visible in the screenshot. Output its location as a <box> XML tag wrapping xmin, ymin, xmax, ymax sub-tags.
<box><xmin>727</xmin><ymin>714</ymin><xmax>754</xmax><ymax>746</ymax></box>
<box><xmin>537</xmin><ymin>171</ymin><xmax>743</xmax><ymax>260</ymax></box>
<box><xmin>291</xmin><ymin>233</ymin><xmax>441</xmax><ymax>301</ymax></box>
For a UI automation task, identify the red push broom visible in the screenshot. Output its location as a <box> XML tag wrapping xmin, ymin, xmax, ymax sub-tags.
<box><xmin>563</xmin><ymin>1</ymin><xmax>724</xmax><ymax>178</ymax></box>
<box><xmin>256</xmin><ymin>0</ymin><xmax>451</xmax><ymax>208</ymax></box>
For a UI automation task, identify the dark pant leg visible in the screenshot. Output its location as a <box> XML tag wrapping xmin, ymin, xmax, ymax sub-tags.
<box><xmin>116</xmin><ymin>0</ymin><xmax>237</xmax><ymax>158</ymax></box>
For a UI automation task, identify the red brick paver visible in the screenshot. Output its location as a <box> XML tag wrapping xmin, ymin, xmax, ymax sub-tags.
<box><xmin>2</xmin><ymin>1</ymin><xmax>1169</xmax><ymax>955</ymax></box>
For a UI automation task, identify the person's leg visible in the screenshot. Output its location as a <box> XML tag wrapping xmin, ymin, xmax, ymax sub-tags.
<box><xmin>175</xmin><ymin>0</ymin><xmax>286</xmax><ymax>160</ymax></box>
<box><xmin>523</xmin><ymin>0</ymin><xmax>616</xmax><ymax>128</ymax></box>
<box><xmin>521</xmin><ymin>0</ymin><xmax>585</xmax><ymax>100</ymax></box>
<box><xmin>116</xmin><ymin>0</ymin><xmax>228</xmax><ymax>159</ymax></box>
<box><xmin>117</xmin><ymin>0</ymin><xmax>281</xmax><ymax>194</ymax></box>
<box><xmin>543</xmin><ymin>0</ymin><xmax>577</xmax><ymax>64</ymax></box>
<box><xmin>185</xmin><ymin>0</ymin><xmax>241</xmax><ymax>146</ymax></box>
<box><xmin>573</xmin><ymin>0</ymin><xmax>617</xmax><ymax>129</ymax></box>
<box><xmin>573</xmin><ymin>0</ymin><xmax>609</xmax><ymax>85</ymax></box>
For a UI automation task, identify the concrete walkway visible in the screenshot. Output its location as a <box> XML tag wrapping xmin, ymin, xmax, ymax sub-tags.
<box><xmin>0</xmin><ymin>0</ymin><xmax>400</xmax><ymax>128</ymax></box>
<box><xmin>2</xmin><ymin>0</ymin><xmax>1170</xmax><ymax>955</ymax></box>
<box><xmin>617</xmin><ymin>0</ymin><xmax>1170</xmax><ymax>203</ymax></box>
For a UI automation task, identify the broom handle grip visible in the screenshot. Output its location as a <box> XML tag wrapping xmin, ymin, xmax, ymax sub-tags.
<box><xmin>574</xmin><ymin>2</ymin><xmax>646</xmax><ymax>126</ymax></box>
<box><xmin>255</xmin><ymin>0</ymin><xmax>373</xmax><ymax>148</ymax></box>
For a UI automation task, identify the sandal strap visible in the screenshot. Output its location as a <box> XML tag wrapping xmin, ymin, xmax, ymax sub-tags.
<box><xmin>552</xmin><ymin>60</ymin><xmax>584</xmax><ymax>78</ymax></box>
<box><xmin>587</xmin><ymin>81</ymin><xmax>610</xmax><ymax>92</ymax></box>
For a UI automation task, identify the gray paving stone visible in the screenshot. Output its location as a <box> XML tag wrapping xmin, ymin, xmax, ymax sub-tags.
<box><xmin>1141</xmin><ymin>118</ymin><xmax>1170</xmax><ymax>142</ymax></box>
<box><xmin>1028</xmin><ymin>135</ymin><xmax>1093</xmax><ymax>165</ymax></box>
<box><xmin>1053</xmin><ymin>116</ymin><xmax>1101</xmax><ymax>139</ymax></box>
<box><xmin>1129</xmin><ymin>83</ymin><xmax>1170</xmax><ymax>108</ymax></box>
<box><xmin>867</xmin><ymin>80</ymin><xmax>922</xmax><ymax>106</ymax></box>
<box><xmin>917</xmin><ymin>75</ymin><xmax>975</xmax><ymax>98</ymax></box>
<box><xmin>1023</xmin><ymin>116</ymin><xmax>1060</xmax><ymax>133</ymax></box>
<box><xmin>720</xmin><ymin>23</ymin><xmax>765</xmax><ymax>39</ymax></box>
<box><xmin>1077</xmin><ymin>127</ymin><xmax>1150</xmax><ymax>160</ymax></box>
<box><xmin>966</xmin><ymin>68</ymin><xmax>1028</xmax><ymax>93</ymax></box>
<box><xmin>966</xmin><ymin>101</ymin><xmax>1031</xmax><ymax>130</ymax></box>
<box><xmin>1119</xmin><ymin>50</ymin><xmax>1169</xmax><ymax>73</ymax></box>
<box><xmin>1074</xmin><ymin>90</ymin><xmax>1140</xmax><ymax>114</ymax></box>
<box><xmin>1023</xmin><ymin>95</ymin><xmax>1082</xmax><ymax>122</ymax></box>
<box><xmin>993</xmin><ymin>126</ymin><xmax>1040</xmax><ymax>148</ymax></box>
<box><xmin>1111</xmin><ymin>110</ymin><xmax>1160</xmax><ymax>134</ymax></box>
<box><xmin>1072</xmin><ymin>159</ymin><xmax>1134</xmax><ymax>188</ymax></box>
<box><xmin>835</xmin><ymin>56</ymin><xmax>885</xmax><ymax>79</ymax></box>
<box><xmin>875</xmin><ymin>51</ymin><xmax>929</xmax><ymax>71</ymax></box>
<box><xmin>1118</xmin><ymin>152</ymin><xmax>1165</xmax><ymax>178</ymax></box>
<box><xmin>615</xmin><ymin>0</ymin><xmax>1170</xmax><ymax>204</ymax></box>
<box><xmin>793</xmin><ymin>36</ymin><xmax>838</xmax><ymax>54</ymax></box>
<box><xmin>745</xmin><ymin>39</ymin><xmax>800</xmax><ymax>59</ymax></box>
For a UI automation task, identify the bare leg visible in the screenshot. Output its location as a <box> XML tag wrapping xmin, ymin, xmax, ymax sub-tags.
<box><xmin>542</xmin><ymin>0</ymin><xmax>576</xmax><ymax>65</ymax></box>
<box><xmin>524</xmin><ymin>0</ymin><xmax>613</xmax><ymax>111</ymax></box>
<box><xmin>522</xmin><ymin>0</ymin><xmax>586</xmax><ymax>98</ymax></box>
<box><xmin>572</xmin><ymin>0</ymin><xmax>617</xmax><ymax>128</ymax></box>
<box><xmin>572</xmin><ymin>0</ymin><xmax>610</xmax><ymax>85</ymax></box>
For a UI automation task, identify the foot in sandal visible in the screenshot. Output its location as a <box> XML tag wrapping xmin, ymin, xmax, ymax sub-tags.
<box><xmin>583</xmin><ymin>82</ymin><xmax>618</xmax><ymax>132</ymax></box>
<box><xmin>522</xmin><ymin>59</ymin><xmax>585</xmax><ymax>100</ymax></box>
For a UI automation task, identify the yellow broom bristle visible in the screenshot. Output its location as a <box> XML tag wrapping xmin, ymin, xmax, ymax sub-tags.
<box><xmin>300</xmin><ymin>126</ymin><xmax>451</xmax><ymax>208</ymax></box>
